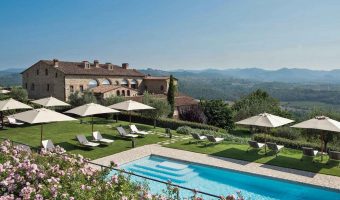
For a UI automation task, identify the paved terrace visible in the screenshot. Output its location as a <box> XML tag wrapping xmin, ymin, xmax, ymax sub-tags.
<box><xmin>90</xmin><ymin>144</ymin><xmax>340</xmax><ymax>191</ymax></box>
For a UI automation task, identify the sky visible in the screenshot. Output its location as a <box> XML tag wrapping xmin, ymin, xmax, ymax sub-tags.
<box><xmin>1</xmin><ymin>0</ymin><xmax>340</xmax><ymax>70</ymax></box>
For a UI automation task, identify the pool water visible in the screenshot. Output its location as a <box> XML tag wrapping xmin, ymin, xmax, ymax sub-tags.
<box><xmin>108</xmin><ymin>155</ymin><xmax>340</xmax><ymax>200</ymax></box>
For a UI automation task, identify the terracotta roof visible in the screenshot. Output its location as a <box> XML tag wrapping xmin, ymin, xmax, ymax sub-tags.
<box><xmin>90</xmin><ymin>85</ymin><xmax>138</xmax><ymax>94</ymax></box>
<box><xmin>127</xmin><ymin>94</ymin><xmax>198</xmax><ymax>107</ymax></box>
<box><xmin>143</xmin><ymin>76</ymin><xmax>178</xmax><ymax>80</ymax></box>
<box><xmin>24</xmin><ymin>60</ymin><xmax>145</xmax><ymax>77</ymax></box>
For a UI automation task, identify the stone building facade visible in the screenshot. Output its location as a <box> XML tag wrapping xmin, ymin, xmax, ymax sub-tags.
<box><xmin>21</xmin><ymin>59</ymin><xmax>177</xmax><ymax>101</ymax></box>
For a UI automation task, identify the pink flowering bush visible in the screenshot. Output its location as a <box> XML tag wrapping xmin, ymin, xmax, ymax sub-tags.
<box><xmin>0</xmin><ymin>140</ymin><xmax>243</xmax><ymax>200</ymax></box>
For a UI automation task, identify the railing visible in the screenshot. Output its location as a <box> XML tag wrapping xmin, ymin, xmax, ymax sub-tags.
<box><xmin>0</xmin><ymin>138</ymin><xmax>222</xmax><ymax>199</ymax></box>
<box><xmin>87</xmin><ymin>161</ymin><xmax>222</xmax><ymax>199</ymax></box>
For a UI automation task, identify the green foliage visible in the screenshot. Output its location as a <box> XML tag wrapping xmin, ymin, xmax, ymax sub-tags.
<box><xmin>200</xmin><ymin>99</ymin><xmax>234</xmax><ymax>131</ymax></box>
<box><xmin>167</xmin><ymin>75</ymin><xmax>176</xmax><ymax>117</ymax></box>
<box><xmin>254</xmin><ymin>133</ymin><xmax>340</xmax><ymax>151</ymax></box>
<box><xmin>101</xmin><ymin>95</ymin><xmax>125</xmax><ymax>106</ymax></box>
<box><xmin>178</xmin><ymin>106</ymin><xmax>207</xmax><ymax>124</ymax></box>
<box><xmin>68</xmin><ymin>90</ymin><xmax>97</xmax><ymax>107</ymax></box>
<box><xmin>9</xmin><ymin>87</ymin><xmax>28</xmax><ymax>102</ymax></box>
<box><xmin>271</xmin><ymin>127</ymin><xmax>301</xmax><ymax>140</ymax></box>
<box><xmin>232</xmin><ymin>89</ymin><xmax>290</xmax><ymax>121</ymax></box>
<box><xmin>176</xmin><ymin>126</ymin><xmax>192</xmax><ymax>135</ymax></box>
<box><xmin>142</xmin><ymin>92</ymin><xmax>171</xmax><ymax>121</ymax></box>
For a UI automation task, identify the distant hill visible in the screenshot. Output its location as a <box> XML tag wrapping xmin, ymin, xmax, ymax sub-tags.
<box><xmin>140</xmin><ymin>68</ymin><xmax>340</xmax><ymax>83</ymax></box>
<box><xmin>0</xmin><ymin>68</ymin><xmax>23</xmax><ymax>87</ymax></box>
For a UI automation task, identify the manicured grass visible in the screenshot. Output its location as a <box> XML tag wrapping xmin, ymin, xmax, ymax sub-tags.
<box><xmin>165</xmin><ymin>140</ymin><xmax>340</xmax><ymax>177</ymax></box>
<box><xmin>0</xmin><ymin>117</ymin><xmax>169</xmax><ymax>160</ymax></box>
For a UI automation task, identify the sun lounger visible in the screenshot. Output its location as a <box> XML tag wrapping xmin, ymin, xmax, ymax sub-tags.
<box><xmin>92</xmin><ymin>131</ymin><xmax>114</xmax><ymax>144</ymax></box>
<box><xmin>76</xmin><ymin>135</ymin><xmax>100</xmax><ymax>147</ymax></box>
<box><xmin>301</xmin><ymin>147</ymin><xmax>318</xmax><ymax>162</ymax></box>
<box><xmin>7</xmin><ymin>116</ymin><xmax>24</xmax><ymax>126</ymax></box>
<box><xmin>247</xmin><ymin>140</ymin><xmax>265</xmax><ymax>152</ymax></box>
<box><xmin>266</xmin><ymin>142</ymin><xmax>284</xmax><ymax>157</ymax></box>
<box><xmin>42</xmin><ymin>139</ymin><xmax>55</xmax><ymax>150</ymax></box>
<box><xmin>329</xmin><ymin>151</ymin><xmax>340</xmax><ymax>167</ymax></box>
<box><xmin>129</xmin><ymin>125</ymin><xmax>149</xmax><ymax>135</ymax></box>
<box><xmin>190</xmin><ymin>133</ymin><xmax>206</xmax><ymax>143</ymax></box>
<box><xmin>117</xmin><ymin>127</ymin><xmax>139</xmax><ymax>138</ymax></box>
<box><xmin>206</xmin><ymin>135</ymin><xmax>224</xmax><ymax>144</ymax></box>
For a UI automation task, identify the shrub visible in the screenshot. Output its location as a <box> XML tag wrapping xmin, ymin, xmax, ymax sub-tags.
<box><xmin>271</xmin><ymin>127</ymin><xmax>301</xmax><ymax>140</ymax></box>
<box><xmin>254</xmin><ymin>134</ymin><xmax>340</xmax><ymax>151</ymax></box>
<box><xmin>176</xmin><ymin>126</ymin><xmax>193</xmax><ymax>135</ymax></box>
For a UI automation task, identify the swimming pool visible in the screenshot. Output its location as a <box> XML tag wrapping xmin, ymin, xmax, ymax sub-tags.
<box><xmin>108</xmin><ymin>155</ymin><xmax>340</xmax><ymax>199</ymax></box>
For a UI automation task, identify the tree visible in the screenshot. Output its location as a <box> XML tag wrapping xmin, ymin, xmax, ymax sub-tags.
<box><xmin>200</xmin><ymin>100</ymin><xmax>234</xmax><ymax>131</ymax></box>
<box><xmin>178</xmin><ymin>106</ymin><xmax>207</xmax><ymax>124</ymax></box>
<box><xmin>9</xmin><ymin>87</ymin><xmax>28</xmax><ymax>102</ymax></box>
<box><xmin>167</xmin><ymin>75</ymin><xmax>176</xmax><ymax>118</ymax></box>
<box><xmin>101</xmin><ymin>95</ymin><xmax>125</xmax><ymax>106</ymax></box>
<box><xmin>68</xmin><ymin>90</ymin><xmax>97</xmax><ymax>107</ymax></box>
<box><xmin>142</xmin><ymin>92</ymin><xmax>171</xmax><ymax>128</ymax></box>
<box><xmin>232</xmin><ymin>89</ymin><xmax>290</xmax><ymax>121</ymax></box>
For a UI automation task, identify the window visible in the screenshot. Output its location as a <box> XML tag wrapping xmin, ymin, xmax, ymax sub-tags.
<box><xmin>116</xmin><ymin>90</ymin><xmax>120</xmax><ymax>96</ymax></box>
<box><xmin>102</xmin><ymin>79</ymin><xmax>111</xmax><ymax>85</ymax></box>
<box><xmin>80</xmin><ymin>85</ymin><xmax>84</xmax><ymax>92</ymax></box>
<box><xmin>36</xmin><ymin>69</ymin><xmax>39</xmax><ymax>75</ymax></box>
<box><xmin>160</xmin><ymin>85</ymin><xmax>164</xmax><ymax>91</ymax></box>
<box><xmin>122</xmin><ymin>90</ymin><xmax>125</xmax><ymax>96</ymax></box>
<box><xmin>70</xmin><ymin>85</ymin><xmax>74</xmax><ymax>93</ymax></box>
<box><xmin>130</xmin><ymin>79</ymin><xmax>138</xmax><ymax>89</ymax></box>
<box><xmin>45</xmin><ymin>69</ymin><xmax>48</xmax><ymax>76</ymax></box>
<box><xmin>120</xmin><ymin>79</ymin><xmax>128</xmax><ymax>87</ymax></box>
<box><xmin>127</xmin><ymin>90</ymin><xmax>131</xmax><ymax>96</ymax></box>
<box><xmin>31</xmin><ymin>83</ymin><xmax>35</xmax><ymax>91</ymax></box>
<box><xmin>55</xmin><ymin>72</ymin><xmax>58</xmax><ymax>78</ymax></box>
<box><xmin>47</xmin><ymin>84</ymin><xmax>50</xmax><ymax>91</ymax></box>
<box><xmin>88</xmin><ymin>79</ymin><xmax>98</xmax><ymax>89</ymax></box>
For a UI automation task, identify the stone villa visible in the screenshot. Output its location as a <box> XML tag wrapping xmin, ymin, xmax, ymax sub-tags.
<box><xmin>21</xmin><ymin>59</ymin><xmax>198</xmax><ymax>117</ymax></box>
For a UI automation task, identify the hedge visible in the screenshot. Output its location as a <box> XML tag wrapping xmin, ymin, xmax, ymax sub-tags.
<box><xmin>115</xmin><ymin>113</ymin><xmax>220</xmax><ymax>131</ymax></box>
<box><xmin>254</xmin><ymin>134</ymin><xmax>340</xmax><ymax>151</ymax></box>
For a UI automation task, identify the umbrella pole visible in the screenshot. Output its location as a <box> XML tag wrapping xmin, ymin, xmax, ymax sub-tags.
<box><xmin>264</xmin><ymin>128</ymin><xmax>267</xmax><ymax>155</ymax></box>
<box><xmin>40</xmin><ymin>124</ymin><xmax>43</xmax><ymax>146</ymax></box>
<box><xmin>92</xmin><ymin>116</ymin><xmax>94</xmax><ymax>133</ymax></box>
<box><xmin>129</xmin><ymin>111</ymin><xmax>131</xmax><ymax>124</ymax></box>
<box><xmin>320</xmin><ymin>132</ymin><xmax>324</xmax><ymax>161</ymax></box>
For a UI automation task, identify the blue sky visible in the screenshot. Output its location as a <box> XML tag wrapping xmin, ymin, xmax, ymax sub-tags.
<box><xmin>1</xmin><ymin>0</ymin><xmax>340</xmax><ymax>70</ymax></box>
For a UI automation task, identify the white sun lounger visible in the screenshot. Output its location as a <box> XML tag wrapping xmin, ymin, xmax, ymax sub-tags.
<box><xmin>116</xmin><ymin>127</ymin><xmax>138</xmax><ymax>138</ymax></box>
<box><xmin>129</xmin><ymin>125</ymin><xmax>149</xmax><ymax>135</ymax></box>
<box><xmin>7</xmin><ymin>117</ymin><xmax>24</xmax><ymax>126</ymax></box>
<box><xmin>206</xmin><ymin>135</ymin><xmax>224</xmax><ymax>144</ymax></box>
<box><xmin>76</xmin><ymin>135</ymin><xmax>100</xmax><ymax>147</ymax></box>
<box><xmin>93</xmin><ymin>131</ymin><xmax>114</xmax><ymax>144</ymax></box>
<box><xmin>42</xmin><ymin>139</ymin><xmax>55</xmax><ymax>150</ymax></box>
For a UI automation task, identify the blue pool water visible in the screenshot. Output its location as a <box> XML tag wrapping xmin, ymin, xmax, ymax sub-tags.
<box><xmin>108</xmin><ymin>155</ymin><xmax>340</xmax><ymax>199</ymax></box>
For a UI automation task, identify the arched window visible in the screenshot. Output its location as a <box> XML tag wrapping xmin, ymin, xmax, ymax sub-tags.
<box><xmin>122</xmin><ymin>90</ymin><xmax>125</xmax><ymax>96</ymax></box>
<box><xmin>102</xmin><ymin>79</ymin><xmax>111</xmax><ymax>85</ymax></box>
<box><xmin>116</xmin><ymin>90</ymin><xmax>120</xmax><ymax>96</ymax></box>
<box><xmin>127</xmin><ymin>90</ymin><xmax>131</xmax><ymax>96</ymax></box>
<box><xmin>120</xmin><ymin>79</ymin><xmax>128</xmax><ymax>87</ymax></box>
<box><xmin>88</xmin><ymin>79</ymin><xmax>98</xmax><ymax>89</ymax></box>
<box><xmin>130</xmin><ymin>79</ymin><xmax>138</xmax><ymax>89</ymax></box>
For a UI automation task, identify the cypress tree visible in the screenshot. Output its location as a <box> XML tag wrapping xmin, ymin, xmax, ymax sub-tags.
<box><xmin>167</xmin><ymin>75</ymin><xmax>175</xmax><ymax>117</ymax></box>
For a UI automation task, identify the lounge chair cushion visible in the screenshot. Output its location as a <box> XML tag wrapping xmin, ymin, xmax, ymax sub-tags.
<box><xmin>191</xmin><ymin>133</ymin><xmax>206</xmax><ymax>140</ymax></box>
<box><xmin>93</xmin><ymin>131</ymin><xmax>114</xmax><ymax>143</ymax></box>
<box><xmin>117</xmin><ymin>127</ymin><xmax>139</xmax><ymax>138</ymax></box>
<box><xmin>42</xmin><ymin>140</ymin><xmax>55</xmax><ymax>150</ymax></box>
<box><xmin>7</xmin><ymin>117</ymin><xmax>24</xmax><ymax>125</ymax></box>
<box><xmin>130</xmin><ymin>125</ymin><xmax>148</xmax><ymax>135</ymax></box>
<box><xmin>77</xmin><ymin>135</ymin><xmax>100</xmax><ymax>147</ymax></box>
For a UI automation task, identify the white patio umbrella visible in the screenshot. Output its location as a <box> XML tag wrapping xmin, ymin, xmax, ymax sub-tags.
<box><xmin>236</xmin><ymin>113</ymin><xmax>294</xmax><ymax>153</ymax></box>
<box><xmin>11</xmin><ymin>108</ymin><xmax>77</xmax><ymax>145</ymax></box>
<box><xmin>291</xmin><ymin>116</ymin><xmax>340</xmax><ymax>160</ymax></box>
<box><xmin>0</xmin><ymin>98</ymin><xmax>32</xmax><ymax>128</ymax></box>
<box><xmin>108</xmin><ymin>100</ymin><xmax>154</xmax><ymax>123</ymax></box>
<box><xmin>31</xmin><ymin>96</ymin><xmax>70</xmax><ymax>107</ymax></box>
<box><xmin>0</xmin><ymin>89</ymin><xmax>10</xmax><ymax>94</ymax></box>
<box><xmin>64</xmin><ymin>103</ymin><xmax>120</xmax><ymax>133</ymax></box>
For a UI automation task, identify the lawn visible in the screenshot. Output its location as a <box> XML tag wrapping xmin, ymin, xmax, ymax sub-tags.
<box><xmin>0</xmin><ymin>117</ymin><xmax>169</xmax><ymax>160</ymax></box>
<box><xmin>165</xmin><ymin>140</ymin><xmax>340</xmax><ymax>177</ymax></box>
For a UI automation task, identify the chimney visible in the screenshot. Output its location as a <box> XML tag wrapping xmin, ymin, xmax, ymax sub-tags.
<box><xmin>83</xmin><ymin>61</ymin><xmax>90</xmax><ymax>69</ymax></box>
<box><xmin>106</xmin><ymin>62</ymin><xmax>113</xmax><ymax>70</ymax></box>
<box><xmin>122</xmin><ymin>63</ymin><xmax>129</xmax><ymax>69</ymax></box>
<box><xmin>53</xmin><ymin>59</ymin><xmax>59</xmax><ymax>67</ymax></box>
<box><xmin>94</xmin><ymin>60</ymin><xmax>99</xmax><ymax>68</ymax></box>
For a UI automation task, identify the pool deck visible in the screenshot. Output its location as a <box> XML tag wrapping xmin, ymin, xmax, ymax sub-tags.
<box><xmin>90</xmin><ymin>144</ymin><xmax>340</xmax><ymax>191</ymax></box>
